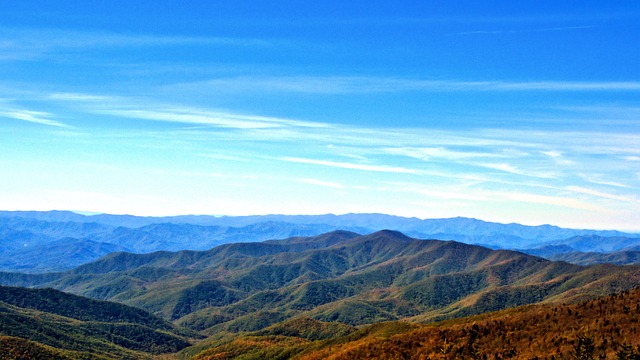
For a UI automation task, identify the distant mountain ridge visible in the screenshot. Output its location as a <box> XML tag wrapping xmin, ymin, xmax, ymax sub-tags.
<box><xmin>2</xmin><ymin>230</ymin><xmax>640</xmax><ymax>337</ymax></box>
<box><xmin>0</xmin><ymin>211</ymin><xmax>639</xmax><ymax>272</ymax></box>
<box><xmin>2</xmin><ymin>210</ymin><xmax>635</xmax><ymax>241</ymax></box>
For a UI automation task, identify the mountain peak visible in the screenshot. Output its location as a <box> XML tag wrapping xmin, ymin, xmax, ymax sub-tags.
<box><xmin>369</xmin><ymin>229</ymin><xmax>413</xmax><ymax>240</ymax></box>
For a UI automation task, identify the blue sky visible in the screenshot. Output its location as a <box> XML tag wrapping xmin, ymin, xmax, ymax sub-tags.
<box><xmin>1</xmin><ymin>1</ymin><xmax>639</xmax><ymax>230</ymax></box>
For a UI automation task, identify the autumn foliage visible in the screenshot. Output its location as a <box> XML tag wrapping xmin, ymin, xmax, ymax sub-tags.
<box><xmin>193</xmin><ymin>287</ymin><xmax>640</xmax><ymax>359</ymax></box>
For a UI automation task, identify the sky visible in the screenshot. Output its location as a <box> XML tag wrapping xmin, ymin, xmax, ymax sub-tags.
<box><xmin>0</xmin><ymin>1</ymin><xmax>639</xmax><ymax>230</ymax></box>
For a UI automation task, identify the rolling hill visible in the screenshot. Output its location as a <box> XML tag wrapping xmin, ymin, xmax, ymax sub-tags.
<box><xmin>0</xmin><ymin>285</ymin><xmax>195</xmax><ymax>359</ymax></box>
<box><xmin>2</xmin><ymin>230</ymin><xmax>640</xmax><ymax>339</ymax></box>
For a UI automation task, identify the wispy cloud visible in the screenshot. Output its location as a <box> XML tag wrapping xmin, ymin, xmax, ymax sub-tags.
<box><xmin>31</xmin><ymin>91</ymin><xmax>640</xmax><ymax>211</ymax></box>
<box><xmin>388</xmin><ymin>180</ymin><xmax>603</xmax><ymax>212</ymax></box>
<box><xmin>0</xmin><ymin>109</ymin><xmax>67</xmax><ymax>127</ymax></box>
<box><xmin>170</xmin><ymin>76</ymin><xmax>640</xmax><ymax>95</ymax></box>
<box><xmin>476</xmin><ymin>162</ymin><xmax>557</xmax><ymax>179</ymax></box>
<box><xmin>499</xmin><ymin>191</ymin><xmax>603</xmax><ymax>212</ymax></box>
<box><xmin>300</xmin><ymin>178</ymin><xmax>345</xmax><ymax>189</ymax></box>
<box><xmin>49</xmin><ymin>93</ymin><xmax>113</xmax><ymax>102</ymax></box>
<box><xmin>201</xmin><ymin>153</ymin><xmax>251</xmax><ymax>162</ymax></box>
<box><xmin>566</xmin><ymin>186</ymin><xmax>636</xmax><ymax>202</ymax></box>
<box><xmin>0</xmin><ymin>28</ymin><xmax>269</xmax><ymax>61</ymax></box>
<box><xmin>49</xmin><ymin>93</ymin><xmax>330</xmax><ymax>130</ymax></box>
<box><xmin>578</xmin><ymin>173</ymin><xmax>631</xmax><ymax>188</ymax></box>
<box><xmin>539</xmin><ymin>150</ymin><xmax>575</xmax><ymax>166</ymax></box>
<box><xmin>281</xmin><ymin>157</ymin><xmax>421</xmax><ymax>174</ymax></box>
<box><xmin>383</xmin><ymin>146</ymin><xmax>502</xmax><ymax>161</ymax></box>
<box><xmin>452</xmin><ymin>25</ymin><xmax>595</xmax><ymax>36</ymax></box>
<box><xmin>541</xmin><ymin>150</ymin><xmax>562</xmax><ymax>158</ymax></box>
<box><xmin>43</xmin><ymin>91</ymin><xmax>640</xmax><ymax>157</ymax></box>
<box><xmin>416</xmin><ymin>188</ymin><xmax>490</xmax><ymax>202</ymax></box>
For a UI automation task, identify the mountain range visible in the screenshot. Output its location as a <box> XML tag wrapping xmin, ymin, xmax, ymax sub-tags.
<box><xmin>2</xmin><ymin>230</ymin><xmax>640</xmax><ymax>332</ymax></box>
<box><xmin>2</xmin><ymin>228</ymin><xmax>640</xmax><ymax>358</ymax></box>
<box><xmin>1</xmin><ymin>211</ymin><xmax>639</xmax><ymax>272</ymax></box>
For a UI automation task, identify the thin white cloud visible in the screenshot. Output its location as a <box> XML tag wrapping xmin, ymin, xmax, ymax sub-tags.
<box><xmin>452</xmin><ymin>25</ymin><xmax>595</xmax><ymax>36</ymax></box>
<box><xmin>97</xmin><ymin>106</ymin><xmax>331</xmax><ymax>130</ymax></box>
<box><xmin>477</xmin><ymin>162</ymin><xmax>557</xmax><ymax>179</ymax></box>
<box><xmin>540</xmin><ymin>150</ymin><xmax>575</xmax><ymax>166</ymax></box>
<box><xmin>300</xmin><ymin>178</ymin><xmax>345</xmax><ymax>189</ymax></box>
<box><xmin>0</xmin><ymin>28</ymin><xmax>270</xmax><ymax>60</ymax></box>
<box><xmin>33</xmin><ymin>90</ymin><xmax>640</xmax><ymax>214</ymax></box>
<box><xmin>417</xmin><ymin>188</ymin><xmax>489</xmax><ymax>202</ymax></box>
<box><xmin>541</xmin><ymin>150</ymin><xmax>562</xmax><ymax>158</ymax></box>
<box><xmin>578</xmin><ymin>174</ymin><xmax>631</xmax><ymax>188</ymax></box>
<box><xmin>201</xmin><ymin>153</ymin><xmax>250</xmax><ymax>162</ymax></box>
<box><xmin>386</xmin><ymin>181</ymin><xmax>604</xmax><ymax>212</ymax></box>
<box><xmin>42</xmin><ymin>90</ymin><xmax>640</xmax><ymax>159</ymax></box>
<box><xmin>491</xmin><ymin>81</ymin><xmax>640</xmax><ymax>91</ymax></box>
<box><xmin>0</xmin><ymin>109</ymin><xmax>67</xmax><ymax>127</ymax></box>
<box><xmin>281</xmin><ymin>157</ymin><xmax>421</xmax><ymax>174</ymax></box>
<box><xmin>566</xmin><ymin>186</ymin><xmax>635</xmax><ymax>202</ymax></box>
<box><xmin>49</xmin><ymin>93</ymin><xmax>113</xmax><ymax>102</ymax></box>
<box><xmin>499</xmin><ymin>191</ymin><xmax>603</xmax><ymax>212</ymax></box>
<box><xmin>480</xmin><ymin>129</ymin><xmax>640</xmax><ymax>157</ymax></box>
<box><xmin>383</xmin><ymin>146</ymin><xmax>501</xmax><ymax>161</ymax></box>
<box><xmin>108</xmin><ymin>109</ymin><xmax>280</xmax><ymax>129</ymax></box>
<box><xmin>171</xmin><ymin>76</ymin><xmax>640</xmax><ymax>94</ymax></box>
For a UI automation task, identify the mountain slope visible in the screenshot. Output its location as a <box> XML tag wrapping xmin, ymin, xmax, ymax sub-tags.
<box><xmin>188</xmin><ymin>286</ymin><xmax>640</xmax><ymax>360</ymax></box>
<box><xmin>2</xmin><ymin>230</ymin><xmax>640</xmax><ymax>337</ymax></box>
<box><xmin>0</xmin><ymin>285</ymin><xmax>195</xmax><ymax>359</ymax></box>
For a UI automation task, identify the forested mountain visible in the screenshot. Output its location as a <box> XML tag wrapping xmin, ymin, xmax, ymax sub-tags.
<box><xmin>186</xmin><ymin>286</ymin><xmax>640</xmax><ymax>359</ymax></box>
<box><xmin>548</xmin><ymin>250</ymin><xmax>640</xmax><ymax>266</ymax></box>
<box><xmin>2</xmin><ymin>230</ymin><xmax>640</xmax><ymax>340</ymax></box>
<box><xmin>0</xmin><ymin>285</ymin><xmax>195</xmax><ymax>359</ymax></box>
<box><xmin>1</xmin><ymin>211</ymin><xmax>639</xmax><ymax>272</ymax></box>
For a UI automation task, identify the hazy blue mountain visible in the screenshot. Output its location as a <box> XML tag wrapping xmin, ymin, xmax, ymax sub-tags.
<box><xmin>103</xmin><ymin>221</ymin><xmax>348</xmax><ymax>252</ymax></box>
<box><xmin>0</xmin><ymin>216</ymin><xmax>114</xmax><ymax>244</ymax></box>
<box><xmin>538</xmin><ymin>235</ymin><xmax>640</xmax><ymax>253</ymax></box>
<box><xmin>0</xmin><ymin>211</ymin><xmax>639</xmax><ymax>272</ymax></box>
<box><xmin>548</xmin><ymin>250</ymin><xmax>640</xmax><ymax>266</ymax></box>
<box><xmin>2</xmin><ymin>211</ymin><xmax>636</xmax><ymax>245</ymax></box>
<box><xmin>518</xmin><ymin>245</ymin><xmax>578</xmax><ymax>258</ymax></box>
<box><xmin>0</xmin><ymin>237</ymin><xmax>127</xmax><ymax>273</ymax></box>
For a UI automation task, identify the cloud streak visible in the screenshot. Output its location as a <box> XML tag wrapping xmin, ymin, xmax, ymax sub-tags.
<box><xmin>0</xmin><ymin>28</ymin><xmax>270</xmax><ymax>61</ymax></box>
<box><xmin>452</xmin><ymin>25</ymin><xmax>595</xmax><ymax>36</ymax></box>
<box><xmin>171</xmin><ymin>76</ymin><xmax>640</xmax><ymax>95</ymax></box>
<box><xmin>0</xmin><ymin>109</ymin><xmax>67</xmax><ymax>127</ymax></box>
<box><xmin>48</xmin><ymin>93</ymin><xmax>330</xmax><ymax>131</ymax></box>
<box><xmin>383</xmin><ymin>146</ymin><xmax>502</xmax><ymax>161</ymax></box>
<box><xmin>566</xmin><ymin>186</ymin><xmax>636</xmax><ymax>202</ymax></box>
<box><xmin>300</xmin><ymin>178</ymin><xmax>345</xmax><ymax>189</ymax></box>
<box><xmin>281</xmin><ymin>157</ymin><xmax>421</xmax><ymax>174</ymax></box>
